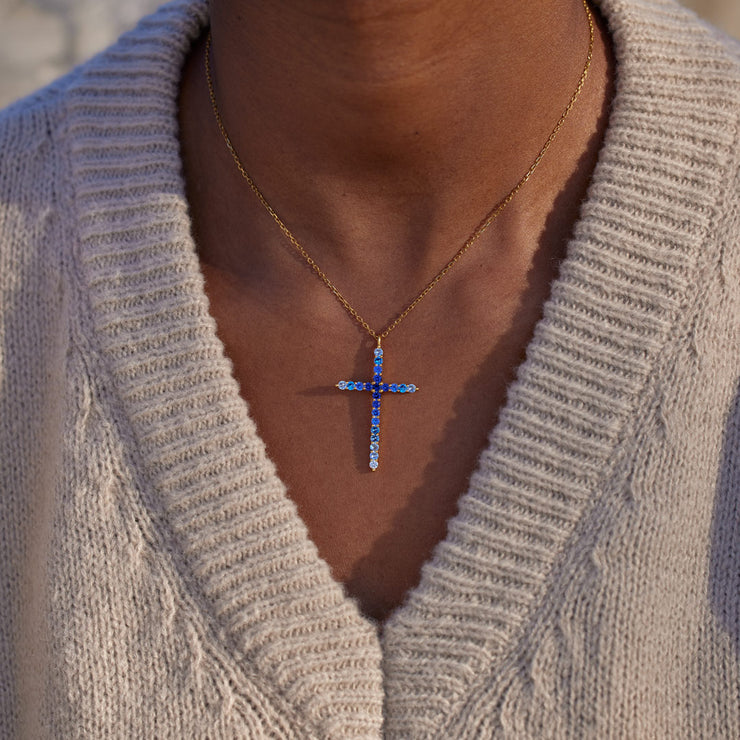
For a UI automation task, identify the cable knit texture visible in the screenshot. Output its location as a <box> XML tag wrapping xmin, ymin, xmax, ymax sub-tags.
<box><xmin>1</xmin><ymin>0</ymin><xmax>739</xmax><ymax>737</ymax></box>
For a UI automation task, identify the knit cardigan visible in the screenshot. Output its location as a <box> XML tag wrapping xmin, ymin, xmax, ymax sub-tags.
<box><xmin>1</xmin><ymin>0</ymin><xmax>739</xmax><ymax>737</ymax></box>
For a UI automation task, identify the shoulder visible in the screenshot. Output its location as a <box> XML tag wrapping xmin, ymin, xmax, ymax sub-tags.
<box><xmin>0</xmin><ymin>80</ymin><xmax>71</xmax><ymax>321</ymax></box>
<box><xmin>0</xmin><ymin>77</ymin><xmax>70</xmax><ymax>217</ymax></box>
<box><xmin>604</xmin><ymin>0</ymin><xmax>740</xmax><ymax>116</ymax></box>
<box><xmin>597</xmin><ymin>0</ymin><xmax>740</xmax><ymax>222</ymax></box>
<box><xmin>0</xmin><ymin>0</ymin><xmax>209</xmax><ymax>271</ymax></box>
<box><xmin>0</xmin><ymin>0</ymin><xmax>209</xmax><ymax>381</ymax></box>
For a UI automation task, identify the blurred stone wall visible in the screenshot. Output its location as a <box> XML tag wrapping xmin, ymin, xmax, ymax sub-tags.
<box><xmin>0</xmin><ymin>0</ymin><xmax>739</xmax><ymax>108</ymax></box>
<box><xmin>683</xmin><ymin>0</ymin><xmax>740</xmax><ymax>39</ymax></box>
<box><xmin>0</xmin><ymin>0</ymin><xmax>160</xmax><ymax>106</ymax></box>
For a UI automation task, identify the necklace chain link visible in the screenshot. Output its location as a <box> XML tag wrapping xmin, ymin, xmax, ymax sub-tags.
<box><xmin>204</xmin><ymin>1</ymin><xmax>594</xmax><ymax>346</ymax></box>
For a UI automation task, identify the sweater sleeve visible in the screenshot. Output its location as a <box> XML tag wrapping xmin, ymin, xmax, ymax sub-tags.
<box><xmin>710</xmin><ymin>104</ymin><xmax>740</xmax><ymax>654</ymax></box>
<box><xmin>0</xmin><ymin>86</ymin><xmax>72</xmax><ymax>736</ymax></box>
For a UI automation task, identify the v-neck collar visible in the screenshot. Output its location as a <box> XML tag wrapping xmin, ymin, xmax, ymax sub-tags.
<box><xmin>67</xmin><ymin>0</ymin><xmax>737</xmax><ymax>736</ymax></box>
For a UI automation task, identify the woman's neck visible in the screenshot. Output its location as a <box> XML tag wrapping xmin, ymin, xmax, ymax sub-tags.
<box><xmin>209</xmin><ymin>1</ymin><xmax>583</xmax><ymax>153</ymax></box>
<box><xmin>177</xmin><ymin>1</ymin><xmax>614</xmax><ymax>621</ymax></box>
<box><xmin>203</xmin><ymin>0</ymin><xmax>598</xmax><ymax>264</ymax></box>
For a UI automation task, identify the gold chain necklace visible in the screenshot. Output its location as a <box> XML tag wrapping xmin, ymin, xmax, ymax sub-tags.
<box><xmin>204</xmin><ymin>1</ymin><xmax>594</xmax><ymax>471</ymax></box>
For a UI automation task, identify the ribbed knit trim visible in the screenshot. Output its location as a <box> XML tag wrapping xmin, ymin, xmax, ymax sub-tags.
<box><xmin>67</xmin><ymin>2</ymin><xmax>382</xmax><ymax>737</ymax></box>
<box><xmin>64</xmin><ymin>0</ymin><xmax>739</xmax><ymax>736</ymax></box>
<box><xmin>384</xmin><ymin>0</ymin><xmax>740</xmax><ymax>734</ymax></box>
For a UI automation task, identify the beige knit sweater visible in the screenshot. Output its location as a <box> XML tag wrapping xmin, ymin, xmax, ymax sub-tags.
<box><xmin>1</xmin><ymin>0</ymin><xmax>739</xmax><ymax>737</ymax></box>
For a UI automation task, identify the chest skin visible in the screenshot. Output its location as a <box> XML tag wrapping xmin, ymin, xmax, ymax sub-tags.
<box><xmin>177</xmin><ymin>15</ymin><xmax>613</xmax><ymax>623</ymax></box>
<box><xmin>200</xmin><ymin>251</ymin><xmax>554</xmax><ymax>623</ymax></box>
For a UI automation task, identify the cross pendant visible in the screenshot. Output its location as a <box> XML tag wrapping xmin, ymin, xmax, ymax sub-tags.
<box><xmin>335</xmin><ymin>344</ymin><xmax>418</xmax><ymax>471</ymax></box>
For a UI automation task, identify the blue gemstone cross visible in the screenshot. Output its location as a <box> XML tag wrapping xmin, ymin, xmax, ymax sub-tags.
<box><xmin>336</xmin><ymin>345</ymin><xmax>418</xmax><ymax>471</ymax></box>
